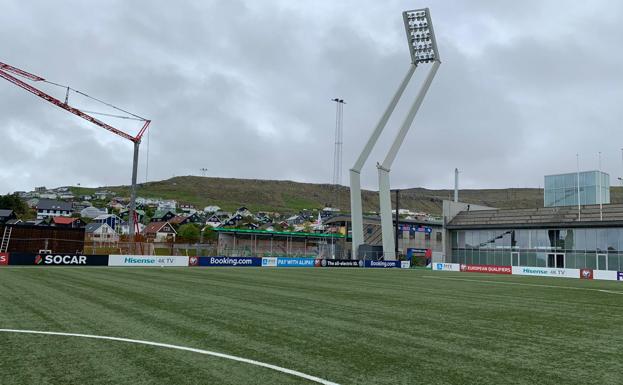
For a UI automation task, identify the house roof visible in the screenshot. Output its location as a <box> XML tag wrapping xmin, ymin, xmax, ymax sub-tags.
<box><xmin>85</xmin><ymin>223</ymin><xmax>104</xmax><ymax>233</ymax></box>
<box><xmin>0</xmin><ymin>209</ymin><xmax>14</xmax><ymax>218</ymax></box>
<box><xmin>94</xmin><ymin>214</ymin><xmax>120</xmax><ymax>221</ymax></box>
<box><xmin>152</xmin><ymin>210</ymin><xmax>174</xmax><ymax>219</ymax></box>
<box><xmin>36</xmin><ymin>199</ymin><xmax>72</xmax><ymax>211</ymax></box>
<box><xmin>446</xmin><ymin>203</ymin><xmax>623</xmax><ymax>229</ymax></box>
<box><xmin>52</xmin><ymin>217</ymin><xmax>79</xmax><ymax>225</ymax></box>
<box><xmin>169</xmin><ymin>215</ymin><xmax>188</xmax><ymax>225</ymax></box>
<box><xmin>143</xmin><ymin>221</ymin><xmax>177</xmax><ymax>234</ymax></box>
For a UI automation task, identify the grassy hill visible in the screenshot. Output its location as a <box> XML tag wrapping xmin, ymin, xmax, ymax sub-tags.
<box><xmin>70</xmin><ymin>176</ymin><xmax>623</xmax><ymax>215</ymax></box>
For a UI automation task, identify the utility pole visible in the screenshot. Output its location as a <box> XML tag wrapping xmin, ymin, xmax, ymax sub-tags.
<box><xmin>394</xmin><ymin>190</ymin><xmax>400</xmax><ymax>257</ymax></box>
<box><xmin>454</xmin><ymin>168</ymin><xmax>459</xmax><ymax>202</ymax></box>
<box><xmin>331</xmin><ymin>98</ymin><xmax>345</xmax><ymax>210</ymax></box>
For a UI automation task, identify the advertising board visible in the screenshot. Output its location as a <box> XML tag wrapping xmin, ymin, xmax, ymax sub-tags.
<box><xmin>108</xmin><ymin>255</ymin><xmax>189</xmax><ymax>267</ymax></box>
<box><xmin>315</xmin><ymin>259</ymin><xmax>363</xmax><ymax>268</ymax></box>
<box><xmin>198</xmin><ymin>256</ymin><xmax>261</xmax><ymax>267</ymax></box>
<box><xmin>460</xmin><ymin>264</ymin><xmax>512</xmax><ymax>274</ymax></box>
<box><xmin>401</xmin><ymin>261</ymin><xmax>411</xmax><ymax>269</ymax></box>
<box><xmin>432</xmin><ymin>263</ymin><xmax>460</xmax><ymax>272</ymax></box>
<box><xmin>7</xmin><ymin>253</ymin><xmax>108</xmax><ymax>266</ymax></box>
<box><xmin>262</xmin><ymin>257</ymin><xmax>277</xmax><ymax>267</ymax></box>
<box><xmin>276</xmin><ymin>257</ymin><xmax>316</xmax><ymax>267</ymax></box>
<box><xmin>0</xmin><ymin>253</ymin><xmax>8</xmax><ymax>265</ymax></box>
<box><xmin>618</xmin><ymin>272</ymin><xmax>623</xmax><ymax>281</ymax></box>
<box><xmin>364</xmin><ymin>260</ymin><xmax>401</xmax><ymax>268</ymax></box>
<box><xmin>188</xmin><ymin>256</ymin><xmax>199</xmax><ymax>266</ymax></box>
<box><xmin>511</xmin><ymin>266</ymin><xmax>580</xmax><ymax>279</ymax></box>
<box><xmin>593</xmin><ymin>270</ymin><xmax>618</xmax><ymax>281</ymax></box>
<box><xmin>580</xmin><ymin>269</ymin><xmax>593</xmax><ymax>280</ymax></box>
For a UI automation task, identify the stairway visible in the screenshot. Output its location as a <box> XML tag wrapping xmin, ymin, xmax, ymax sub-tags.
<box><xmin>0</xmin><ymin>226</ymin><xmax>12</xmax><ymax>253</ymax></box>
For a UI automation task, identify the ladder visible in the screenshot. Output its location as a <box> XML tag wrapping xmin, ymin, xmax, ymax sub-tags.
<box><xmin>0</xmin><ymin>226</ymin><xmax>12</xmax><ymax>253</ymax></box>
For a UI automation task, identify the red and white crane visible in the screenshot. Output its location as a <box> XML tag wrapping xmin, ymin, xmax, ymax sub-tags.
<box><xmin>0</xmin><ymin>61</ymin><xmax>151</xmax><ymax>237</ymax></box>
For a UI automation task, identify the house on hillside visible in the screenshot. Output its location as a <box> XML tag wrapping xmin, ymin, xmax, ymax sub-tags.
<box><xmin>39</xmin><ymin>192</ymin><xmax>58</xmax><ymax>199</ymax></box>
<box><xmin>119</xmin><ymin>221</ymin><xmax>146</xmax><ymax>235</ymax></box>
<box><xmin>222</xmin><ymin>213</ymin><xmax>244</xmax><ymax>227</ymax></box>
<box><xmin>51</xmin><ymin>216</ymin><xmax>84</xmax><ymax>228</ymax></box>
<box><xmin>81</xmin><ymin>206</ymin><xmax>108</xmax><ymax>219</ymax></box>
<box><xmin>143</xmin><ymin>221</ymin><xmax>177</xmax><ymax>242</ymax></box>
<box><xmin>151</xmin><ymin>210</ymin><xmax>176</xmax><ymax>223</ymax></box>
<box><xmin>169</xmin><ymin>212</ymin><xmax>203</xmax><ymax>227</ymax></box>
<box><xmin>157</xmin><ymin>200</ymin><xmax>177</xmax><ymax>212</ymax></box>
<box><xmin>0</xmin><ymin>209</ymin><xmax>17</xmax><ymax>224</ymax></box>
<box><xmin>93</xmin><ymin>214</ymin><xmax>122</xmax><ymax>230</ymax></box>
<box><xmin>72</xmin><ymin>201</ymin><xmax>92</xmax><ymax>214</ymax></box>
<box><xmin>85</xmin><ymin>222</ymin><xmax>119</xmax><ymax>243</ymax></box>
<box><xmin>94</xmin><ymin>191</ymin><xmax>112</xmax><ymax>200</ymax></box>
<box><xmin>204</xmin><ymin>205</ymin><xmax>221</xmax><ymax>214</ymax></box>
<box><xmin>179</xmin><ymin>204</ymin><xmax>196</xmax><ymax>213</ymax></box>
<box><xmin>205</xmin><ymin>214</ymin><xmax>223</xmax><ymax>228</ymax></box>
<box><xmin>236</xmin><ymin>207</ymin><xmax>254</xmax><ymax>217</ymax></box>
<box><xmin>36</xmin><ymin>199</ymin><xmax>73</xmax><ymax>219</ymax></box>
<box><xmin>26</xmin><ymin>198</ymin><xmax>39</xmax><ymax>208</ymax></box>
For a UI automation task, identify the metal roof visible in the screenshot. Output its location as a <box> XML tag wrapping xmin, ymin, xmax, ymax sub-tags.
<box><xmin>447</xmin><ymin>203</ymin><xmax>623</xmax><ymax>229</ymax></box>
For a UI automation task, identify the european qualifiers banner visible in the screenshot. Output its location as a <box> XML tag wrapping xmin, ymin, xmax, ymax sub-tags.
<box><xmin>7</xmin><ymin>253</ymin><xmax>109</xmax><ymax>266</ymax></box>
<box><xmin>315</xmin><ymin>259</ymin><xmax>364</xmax><ymax>268</ymax></box>
<box><xmin>460</xmin><ymin>264</ymin><xmax>512</xmax><ymax>275</ymax></box>
<box><xmin>108</xmin><ymin>255</ymin><xmax>189</xmax><ymax>267</ymax></box>
<box><xmin>198</xmin><ymin>256</ymin><xmax>261</xmax><ymax>267</ymax></box>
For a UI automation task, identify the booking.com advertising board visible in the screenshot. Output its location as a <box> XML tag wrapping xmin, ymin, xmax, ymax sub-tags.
<box><xmin>196</xmin><ymin>256</ymin><xmax>261</xmax><ymax>267</ymax></box>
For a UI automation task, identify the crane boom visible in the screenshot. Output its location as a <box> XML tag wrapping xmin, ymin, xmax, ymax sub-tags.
<box><xmin>0</xmin><ymin>60</ymin><xmax>151</xmax><ymax>240</ymax></box>
<box><xmin>0</xmin><ymin>62</ymin><xmax>149</xmax><ymax>142</ymax></box>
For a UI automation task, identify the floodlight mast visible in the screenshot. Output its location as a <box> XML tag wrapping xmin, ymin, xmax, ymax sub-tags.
<box><xmin>349</xmin><ymin>8</ymin><xmax>440</xmax><ymax>260</ymax></box>
<box><xmin>349</xmin><ymin>65</ymin><xmax>416</xmax><ymax>258</ymax></box>
<box><xmin>0</xmin><ymin>61</ymin><xmax>150</xmax><ymax>239</ymax></box>
<box><xmin>377</xmin><ymin>8</ymin><xmax>441</xmax><ymax>260</ymax></box>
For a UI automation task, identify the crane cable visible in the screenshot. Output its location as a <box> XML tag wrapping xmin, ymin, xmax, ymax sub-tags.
<box><xmin>41</xmin><ymin>79</ymin><xmax>148</xmax><ymax>122</ymax></box>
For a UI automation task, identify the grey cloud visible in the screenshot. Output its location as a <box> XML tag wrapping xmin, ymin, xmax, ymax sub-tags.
<box><xmin>1</xmin><ymin>0</ymin><xmax>622</xmax><ymax>195</ymax></box>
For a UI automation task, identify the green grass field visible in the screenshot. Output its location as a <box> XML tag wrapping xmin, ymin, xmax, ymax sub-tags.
<box><xmin>1</xmin><ymin>268</ymin><xmax>622</xmax><ymax>384</ymax></box>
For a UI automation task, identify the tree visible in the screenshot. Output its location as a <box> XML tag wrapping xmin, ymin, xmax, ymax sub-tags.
<box><xmin>178</xmin><ymin>223</ymin><xmax>200</xmax><ymax>243</ymax></box>
<box><xmin>0</xmin><ymin>193</ymin><xmax>28</xmax><ymax>216</ymax></box>
<box><xmin>202</xmin><ymin>227</ymin><xmax>217</xmax><ymax>242</ymax></box>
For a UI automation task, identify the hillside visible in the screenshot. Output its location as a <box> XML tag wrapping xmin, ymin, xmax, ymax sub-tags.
<box><xmin>70</xmin><ymin>176</ymin><xmax>623</xmax><ymax>215</ymax></box>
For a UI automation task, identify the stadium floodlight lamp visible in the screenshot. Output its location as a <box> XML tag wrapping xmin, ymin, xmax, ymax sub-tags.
<box><xmin>403</xmin><ymin>8</ymin><xmax>440</xmax><ymax>64</ymax></box>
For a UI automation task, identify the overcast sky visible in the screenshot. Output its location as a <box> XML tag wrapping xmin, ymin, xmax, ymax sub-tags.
<box><xmin>1</xmin><ymin>0</ymin><xmax>622</xmax><ymax>194</ymax></box>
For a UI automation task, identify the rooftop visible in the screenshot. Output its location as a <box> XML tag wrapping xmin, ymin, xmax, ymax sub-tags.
<box><xmin>447</xmin><ymin>203</ymin><xmax>623</xmax><ymax>229</ymax></box>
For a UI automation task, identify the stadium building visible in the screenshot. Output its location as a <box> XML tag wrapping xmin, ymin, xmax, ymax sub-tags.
<box><xmin>442</xmin><ymin>200</ymin><xmax>623</xmax><ymax>271</ymax></box>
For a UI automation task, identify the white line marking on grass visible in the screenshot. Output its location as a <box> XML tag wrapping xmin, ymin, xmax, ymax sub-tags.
<box><xmin>421</xmin><ymin>275</ymin><xmax>623</xmax><ymax>295</ymax></box>
<box><xmin>0</xmin><ymin>329</ymin><xmax>339</xmax><ymax>385</ymax></box>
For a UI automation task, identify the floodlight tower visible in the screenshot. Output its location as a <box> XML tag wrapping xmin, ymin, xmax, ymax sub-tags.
<box><xmin>349</xmin><ymin>8</ymin><xmax>440</xmax><ymax>259</ymax></box>
<box><xmin>378</xmin><ymin>9</ymin><xmax>440</xmax><ymax>260</ymax></box>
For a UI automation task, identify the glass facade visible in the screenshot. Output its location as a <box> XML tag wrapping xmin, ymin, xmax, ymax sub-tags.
<box><xmin>544</xmin><ymin>171</ymin><xmax>610</xmax><ymax>207</ymax></box>
<box><xmin>450</xmin><ymin>228</ymin><xmax>623</xmax><ymax>270</ymax></box>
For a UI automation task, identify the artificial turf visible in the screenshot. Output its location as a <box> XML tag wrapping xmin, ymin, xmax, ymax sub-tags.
<box><xmin>0</xmin><ymin>268</ymin><xmax>622</xmax><ymax>384</ymax></box>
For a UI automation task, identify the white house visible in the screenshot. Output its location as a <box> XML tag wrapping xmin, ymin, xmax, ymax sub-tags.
<box><xmin>157</xmin><ymin>200</ymin><xmax>177</xmax><ymax>211</ymax></box>
<box><xmin>204</xmin><ymin>205</ymin><xmax>221</xmax><ymax>214</ymax></box>
<box><xmin>85</xmin><ymin>223</ymin><xmax>119</xmax><ymax>243</ymax></box>
<box><xmin>81</xmin><ymin>206</ymin><xmax>108</xmax><ymax>219</ymax></box>
<box><xmin>36</xmin><ymin>199</ymin><xmax>73</xmax><ymax>219</ymax></box>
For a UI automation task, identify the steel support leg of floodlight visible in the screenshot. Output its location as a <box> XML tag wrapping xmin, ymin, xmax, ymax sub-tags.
<box><xmin>349</xmin><ymin>64</ymin><xmax>416</xmax><ymax>259</ymax></box>
<box><xmin>377</xmin><ymin>61</ymin><xmax>440</xmax><ymax>260</ymax></box>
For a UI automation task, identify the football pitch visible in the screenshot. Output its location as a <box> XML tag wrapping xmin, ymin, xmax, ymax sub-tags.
<box><xmin>1</xmin><ymin>268</ymin><xmax>622</xmax><ymax>384</ymax></box>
